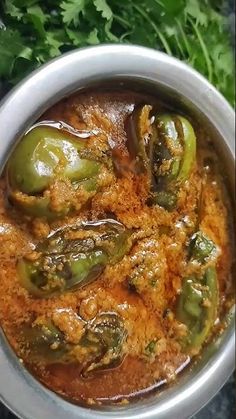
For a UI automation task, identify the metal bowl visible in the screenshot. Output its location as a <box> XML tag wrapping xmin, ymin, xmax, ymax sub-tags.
<box><xmin>0</xmin><ymin>44</ymin><xmax>235</xmax><ymax>419</ymax></box>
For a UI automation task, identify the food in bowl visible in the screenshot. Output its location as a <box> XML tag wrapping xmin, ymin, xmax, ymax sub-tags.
<box><xmin>0</xmin><ymin>88</ymin><xmax>234</xmax><ymax>405</ymax></box>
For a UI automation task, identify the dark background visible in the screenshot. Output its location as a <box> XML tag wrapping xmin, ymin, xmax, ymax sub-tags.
<box><xmin>0</xmin><ymin>1</ymin><xmax>235</xmax><ymax>418</ymax></box>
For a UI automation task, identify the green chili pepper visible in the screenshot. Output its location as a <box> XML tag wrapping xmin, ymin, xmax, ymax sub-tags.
<box><xmin>18</xmin><ymin>219</ymin><xmax>132</xmax><ymax>298</ymax></box>
<box><xmin>176</xmin><ymin>266</ymin><xmax>218</xmax><ymax>352</ymax></box>
<box><xmin>189</xmin><ymin>231</ymin><xmax>217</xmax><ymax>262</ymax></box>
<box><xmin>7</xmin><ymin>125</ymin><xmax>101</xmax><ymax>218</ymax></box>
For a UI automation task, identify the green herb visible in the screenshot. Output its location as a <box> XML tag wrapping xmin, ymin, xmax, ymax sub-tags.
<box><xmin>145</xmin><ymin>339</ymin><xmax>157</xmax><ymax>354</ymax></box>
<box><xmin>150</xmin><ymin>278</ymin><xmax>157</xmax><ymax>287</ymax></box>
<box><xmin>0</xmin><ymin>0</ymin><xmax>234</xmax><ymax>105</ymax></box>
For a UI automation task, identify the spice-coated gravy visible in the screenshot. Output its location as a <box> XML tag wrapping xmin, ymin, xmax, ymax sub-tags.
<box><xmin>0</xmin><ymin>89</ymin><xmax>234</xmax><ymax>405</ymax></box>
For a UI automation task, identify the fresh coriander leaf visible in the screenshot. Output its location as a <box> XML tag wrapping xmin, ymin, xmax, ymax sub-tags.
<box><xmin>66</xmin><ymin>28</ymin><xmax>88</xmax><ymax>46</ymax></box>
<box><xmin>10</xmin><ymin>56</ymin><xmax>36</xmax><ymax>83</ymax></box>
<box><xmin>13</xmin><ymin>1</ymin><xmax>39</xmax><ymax>6</ymax></box>
<box><xmin>190</xmin><ymin>19</ymin><xmax>213</xmax><ymax>82</ymax></box>
<box><xmin>4</xmin><ymin>0</ymin><xmax>23</xmax><ymax>19</ymax></box>
<box><xmin>87</xmin><ymin>28</ymin><xmax>99</xmax><ymax>45</ymax></box>
<box><xmin>160</xmin><ymin>0</ymin><xmax>184</xmax><ymax>15</ymax></box>
<box><xmin>133</xmin><ymin>3</ymin><xmax>172</xmax><ymax>54</ymax></box>
<box><xmin>26</xmin><ymin>5</ymin><xmax>47</xmax><ymax>37</ymax></box>
<box><xmin>104</xmin><ymin>18</ymin><xmax>119</xmax><ymax>42</ymax></box>
<box><xmin>46</xmin><ymin>32</ymin><xmax>64</xmax><ymax>57</ymax></box>
<box><xmin>0</xmin><ymin>28</ymin><xmax>32</xmax><ymax>77</ymax></box>
<box><xmin>0</xmin><ymin>0</ymin><xmax>234</xmax><ymax>106</ymax></box>
<box><xmin>184</xmin><ymin>0</ymin><xmax>208</xmax><ymax>26</ymax></box>
<box><xmin>210</xmin><ymin>44</ymin><xmax>234</xmax><ymax>76</ymax></box>
<box><xmin>93</xmin><ymin>0</ymin><xmax>112</xmax><ymax>20</ymax></box>
<box><xmin>27</xmin><ymin>5</ymin><xmax>47</xmax><ymax>24</ymax></box>
<box><xmin>60</xmin><ymin>0</ymin><xmax>85</xmax><ymax>26</ymax></box>
<box><xmin>208</xmin><ymin>8</ymin><xmax>226</xmax><ymax>29</ymax></box>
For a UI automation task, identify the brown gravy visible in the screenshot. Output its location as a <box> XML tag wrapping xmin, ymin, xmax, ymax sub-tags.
<box><xmin>0</xmin><ymin>89</ymin><xmax>234</xmax><ymax>405</ymax></box>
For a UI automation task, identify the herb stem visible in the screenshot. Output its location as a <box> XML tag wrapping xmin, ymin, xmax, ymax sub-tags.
<box><xmin>120</xmin><ymin>30</ymin><xmax>133</xmax><ymax>41</ymax></box>
<box><xmin>176</xmin><ymin>18</ymin><xmax>191</xmax><ymax>57</ymax></box>
<box><xmin>113</xmin><ymin>14</ymin><xmax>132</xmax><ymax>29</ymax></box>
<box><xmin>153</xmin><ymin>0</ymin><xmax>164</xmax><ymax>7</ymax></box>
<box><xmin>133</xmin><ymin>4</ymin><xmax>172</xmax><ymax>56</ymax></box>
<box><xmin>189</xmin><ymin>18</ymin><xmax>213</xmax><ymax>82</ymax></box>
<box><xmin>175</xmin><ymin>33</ymin><xmax>186</xmax><ymax>58</ymax></box>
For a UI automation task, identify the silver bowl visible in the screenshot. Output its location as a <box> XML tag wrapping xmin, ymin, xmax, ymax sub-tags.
<box><xmin>0</xmin><ymin>45</ymin><xmax>235</xmax><ymax>419</ymax></box>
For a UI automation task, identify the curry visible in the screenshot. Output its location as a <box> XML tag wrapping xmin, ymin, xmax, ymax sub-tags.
<box><xmin>0</xmin><ymin>89</ymin><xmax>234</xmax><ymax>405</ymax></box>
